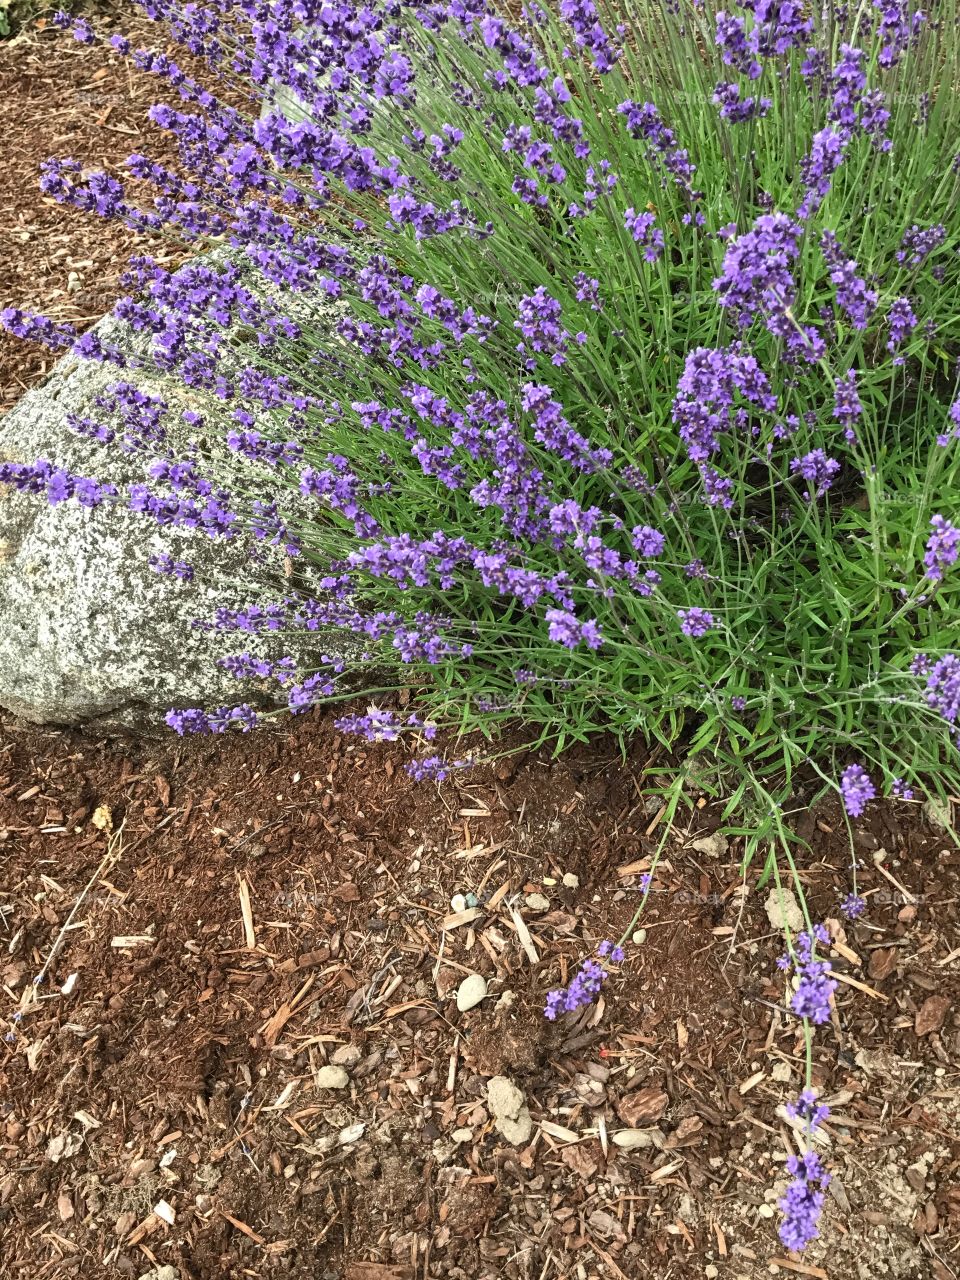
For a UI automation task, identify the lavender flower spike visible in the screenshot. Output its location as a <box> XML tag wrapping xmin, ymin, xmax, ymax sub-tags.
<box><xmin>545</xmin><ymin>941</ymin><xmax>624</xmax><ymax>1019</ymax></box>
<box><xmin>839</xmin><ymin>762</ymin><xmax>875</xmax><ymax>816</ymax></box>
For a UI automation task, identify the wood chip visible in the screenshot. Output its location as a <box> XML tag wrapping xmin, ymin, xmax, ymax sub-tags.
<box><xmin>539</xmin><ymin>1120</ymin><xmax>580</xmax><ymax>1143</ymax></box>
<box><xmin>345</xmin><ymin>1265</ymin><xmax>414</xmax><ymax>1280</ymax></box>
<box><xmin>915</xmin><ymin>994</ymin><xmax>952</xmax><ymax>1036</ymax></box>
<box><xmin>867</xmin><ymin>948</ymin><xmax>898</xmax><ymax>980</ymax></box>
<box><xmin>739</xmin><ymin>1070</ymin><xmax>765</xmax><ymax>1095</ymax></box>
<box><xmin>508</xmin><ymin>906</ymin><xmax>540</xmax><ymax>964</ymax></box>
<box><xmin>238</xmin><ymin>876</ymin><xmax>256</xmax><ymax>949</ymax></box>
<box><xmin>617</xmin><ymin>1087</ymin><xmax>668</xmax><ymax>1127</ymax></box>
<box><xmin>616</xmin><ymin>857</ymin><xmax>652</xmax><ymax>877</ymax></box>
<box><xmin>442</xmin><ymin>907</ymin><xmax>481</xmax><ymax>930</ymax></box>
<box><xmin>829</xmin><ymin>938</ymin><xmax>861</xmax><ymax>966</ymax></box>
<box><xmin>221</xmin><ymin>1210</ymin><xmax>266</xmax><ymax>1244</ymax></box>
<box><xmin>832</xmin><ymin>970</ymin><xmax>888</xmax><ymax>1002</ymax></box>
<box><xmin>153</xmin><ymin>1199</ymin><xmax>175</xmax><ymax>1226</ymax></box>
<box><xmin>767</xmin><ymin>1259</ymin><xmax>829</xmax><ymax>1278</ymax></box>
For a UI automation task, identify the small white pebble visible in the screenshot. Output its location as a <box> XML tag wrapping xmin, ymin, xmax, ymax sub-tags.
<box><xmin>450</xmin><ymin>893</ymin><xmax>467</xmax><ymax>912</ymax></box>
<box><xmin>315</xmin><ymin>1065</ymin><xmax>350</xmax><ymax>1090</ymax></box>
<box><xmin>758</xmin><ymin>1203</ymin><xmax>775</xmax><ymax>1219</ymax></box>
<box><xmin>455</xmin><ymin>973</ymin><xmax>487</xmax><ymax>1012</ymax></box>
<box><xmin>562</xmin><ymin>872</ymin><xmax>580</xmax><ymax>888</ymax></box>
<box><xmin>632</xmin><ymin>928</ymin><xmax>647</xmax><ymax>944</ymax></box>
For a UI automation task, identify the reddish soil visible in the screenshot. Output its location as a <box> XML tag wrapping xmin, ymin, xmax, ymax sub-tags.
<box><xmin>0</xmin><ymin>708</ymin><xmax>958</xmax><ymax>1280</ymax></box>
<box><xmin>0</xmin><ymin>9</ymin><xmax>230</xmax><ymax>415</ymax></box>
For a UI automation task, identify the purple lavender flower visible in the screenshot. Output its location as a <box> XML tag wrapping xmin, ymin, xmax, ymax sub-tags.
<box><xmin>790</xmin><ymin>449</ymin><xmax>840</xmax><ymax>498</ymax></box>
<box><xmin>631</xmin><ymin>525</ymin><xmax>666</xmax><ymax>556</ymax></box>
<box><xmin>672</xmin><ymin>345</ymin><xmax>777</xmax><ymax>465</ymax></box>
<box><xmin>677</xmin><ymin>607</ymin><xmax>715</xmax><ymax>638</ymax></box>
<box><xmin>335</xmin><ymin>708</ymin><xmax>403</xmax><ymax>741</ymax></box>
<box><xmin>700</xmin><ymin>466</ymin><xmax>735</xmax><ymax>509</ymax></box>
<box><xmin>886</xmin><ymin>296</ymin><xmax>917</xmax><ymax>360</ymax></box>
<box><xmin>840</xmin><ymin>893</ymin><xmax>866</xmax><ymax>919</ymax></box>
<box><xmin>406</xmin><ymin>755</ymin><xmax>474</xmax><ymax>782</ymax></box>
<box><xmin>890</xmin><ymin>777</ymin><xmax>915</xmax><ymax>800</ymax></box>
<box><xmin>923</xmin><ymin>654</ymin><xmax>960</xmax><ymax>724</ymax></box>
<box><xmin>713</xmin><ymin>82</ymin><xmax>770</xmax><ymax>123</ymax></box>
<box><xmin>897</xmin><ymin>224</ymin><xmax>946</xmax><ymax>268</ymax></box>
<box><xmin>514</xmin><ymin>287</ymin><xmax>574</xmax><ymax>367</ymax></box>
<box><xmin>828</xmin><ymin>44</ymin><xmax>867</xmax><ymax>129</ymax></box>
<box><xmin>833</xmin><ymin>370</ymin><xmax>863</xmax><ymax>442</ymax></box>
<box><xmin>573</xmin><ymin>273</ymin><xmax>603</xmax><ymax>310</ymax></box>
<box><xmin>624</xmin><ymin>208</ymin><xmax>664</xmax><ymax>262</ymax></box>
<box><xmin>713</xmin><ymin>213</ymin><xmax>802</xmax><ymax>330</ymax></box>
<box><xmin>820</xmin><ymin>232</ymin><xmax>878</xmax><ymax>329</ymax></box>
<box><xmin>783</xmin><ymin>926</ymin><xmax>838</xmax><ymax>1024</ymax></box>
<box><xmin>779</xmin><ymin>1150</ymin><xmax>831</xmax><ymax>1251</ymax></box>
<box><xmin>923</xmin><ymin>515</ymin><xmax>960</xmax><ymax>582</ymax></box>
<box><xmin>798</xmin><ymin>127</ymin><xmax>847</xmax><ymax>220</ymax></box>
<box><xmin>546</xmin><ymin>608</ymin><xmax>604</xmax><ymax>649</ymax></box>
<box><xmin>617</xmin><ymin>100</ymin><xmax>698</xmax><ymax>196</ymax></box>
<box><xmin>149</xmin><ymin>553</ymin><xmax>194</xmax><ymax>582</ymax></box>
<box><xmin>166</xmin><ymin>703</ymin><xmax>258</xmax><ymax>735</ymax></box>
<box><xmin>544</xmin><ymin>941</ymin><xmax>624</xmax><ymax>1019</ymax></box>
<box><xmin>785</xmin><ymin>1088</ymin><xmax>831</xmax><ymax>1130</ymax></box>
<box><xmin>840</xmin><ymin>763</ymin><xmax>875</xmax><ymax>816</ymax></box>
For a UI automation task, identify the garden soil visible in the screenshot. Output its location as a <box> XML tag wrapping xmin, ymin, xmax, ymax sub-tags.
<box><xmin>0</xmin><ymin>707</ymin><xmax>958</xmax><ymax>1280</ymax></box>
<box><xmin>1</xmin><ymin>15</ymin><xmax>959</xmax><ymax>1280</ymax></box>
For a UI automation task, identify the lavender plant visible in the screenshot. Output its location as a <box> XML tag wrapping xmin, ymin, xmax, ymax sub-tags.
<box><xmin>3</xmin><ymin>0</ymin><xmax>960</xmax><ymax>1251</ymax></box>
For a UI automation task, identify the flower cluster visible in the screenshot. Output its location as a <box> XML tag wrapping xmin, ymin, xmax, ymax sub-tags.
<box><xmin>779</xmin><ymin>1150</ymin><xmax>831</xmax><ymax>1252</ymax></box>
<box><xmin>544</xmin><ymin>940</ymin><xmax>625</xmax><ymax>1019</ymax></box>
<box><xmin>839</xmin><ymin>763</ymin><xmax>875</xmax><ymax>817</ymax></box>
<box><xmin>778</xmin><ymin>925</ymin><xmax>837</xmax><ymax>1024</ymax></box>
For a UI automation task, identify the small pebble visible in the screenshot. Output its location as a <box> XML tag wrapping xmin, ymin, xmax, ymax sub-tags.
<box><xmin>450</xmin><ymin>893</ymin><xmax>467</xmax><ymax>912</ymax></box>
<box><xmin>562</xmin><ymin>872</ymin><xmax>580</xmax><ymax>888</ymax></box>
<box><xmin>758</xmin><ymin>1203</ymin><xmax>774</xmax><ymax>1218</ymax></box>
<box><xmin>611</xmin><ymin>1129</ymin><xmax>656</xmax><ymax>1149</ymax></box>
<box><xmin>451</xmin><ymin>1127</ymin><xmax>473</xmax><ymax>1143</ymax></box>
<box><xmin>705</xmin><ymin>1267</ymin><xmax>719</xmax><ymax>1279</ymax></box>
<box><xmin>632</xmin><ymin>928</ymin><xmax>647</xmax><ymax>944</ymax></box>
<box><xmin>315</xmin><ymin>1065</ymin><xmax>349</xmax><ymax>1090</ymax></box>
<box><xmin>455</xmin><ymin>973</ymin><xmax>487</xmax><ymax>1012</ymax></box>
<box><xmin>331</xmin><ymin>1044</ymin><xmax>362</xmax><ymax>1067</ymax></box>
<box><xmin>524</xmin><ymin>892</ymin><xmax>550</xmax><ymax>912</ymax></box>
<box><xmin>765</xmin><ymin>887</ymin><xmax>804</xmax><ymax>932</ymax></box>
<box><xmin>691</xmin><ymin>833</ymin><xmax>728</xmax><ymax>858</ymax></box>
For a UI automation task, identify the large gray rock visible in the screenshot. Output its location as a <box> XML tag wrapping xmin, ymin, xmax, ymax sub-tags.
<box><xmin>0</xmin><ymin>310</ymin><xmax>355</xmax><ymax>728</ymax></box>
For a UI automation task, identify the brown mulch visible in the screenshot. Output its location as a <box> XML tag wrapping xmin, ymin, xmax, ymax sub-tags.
<box><xmin>0</xmin><ymin>707</ymin><xmax>958</xmax><ymax>1280</ymax></box>
<box><xmin>0</xmin><ymin>9</ymin><xmax>236</xmax><ymax>415</ymax></box>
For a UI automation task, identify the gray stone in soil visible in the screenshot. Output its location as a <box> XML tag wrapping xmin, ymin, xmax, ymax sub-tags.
<box><xmin>0</xmin><ymin>278</ymin><xmax>359</xmax><ymax>728</ymax></box>
<box><xmin>455</xmin><ymin>973</ymin><xmax>487</xmax><ymax>1012</ymax></box>
<box><xmin>315</xmin><ymin>1064</ymin><xmax>350</xmax><ymax>1090</ymax></box>
<box><xmin>923</xmin><ymin>796</ymin><xmax>953</xmax><ymax>835</ymax></box>
<box><xmin>486</xmin><ymin>1075</ymin><xmax>533</xmax><ymax>1145</ymax></box>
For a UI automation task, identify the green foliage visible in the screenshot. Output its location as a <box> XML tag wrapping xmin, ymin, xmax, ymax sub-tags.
<box><xmin>262</xmin><ymin>0</ymin><xmax>960</xmax><ymax>828</ymax></box>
